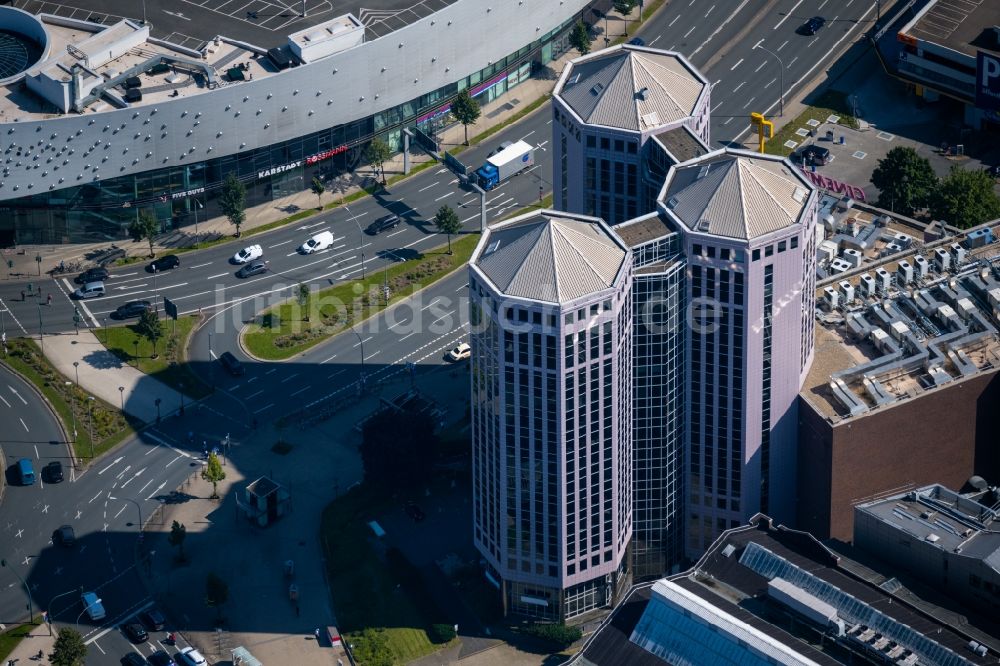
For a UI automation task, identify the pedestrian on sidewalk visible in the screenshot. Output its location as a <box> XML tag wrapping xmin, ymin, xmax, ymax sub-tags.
<box><xmin>36</xmin><ymin>285</ymin><xmax>41</xmax><ymax>297</ymax></box>
<box><xmin>46</xmin><ymin>293</ymin><xmax>52</xmax><ymax>306</ymax></box>
<box><xmin>20</xmin><ymin>290</ymin><xmax>25</xmax><ymax>301</ymax></box>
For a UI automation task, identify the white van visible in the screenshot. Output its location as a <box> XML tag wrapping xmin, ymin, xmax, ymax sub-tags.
<box><xmin>299</xmin><ymin>230</ymin><xmax>334</xmax><ymax>254</ymax></box>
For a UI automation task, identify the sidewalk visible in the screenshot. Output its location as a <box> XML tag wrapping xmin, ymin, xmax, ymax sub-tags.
<box><xmin>2</xmin><ymin>8</ymin><xmax>644</xmax><ymax>279</ymax></box>
<box><xmin>42</xmin><ymin>330</ymin><xmax>185</xmax><ymax>424</ymax></box>
<box><xmin>4</xmin><ymin>624</ymin><xmax>57</xmax><ymax>665</ymax></box>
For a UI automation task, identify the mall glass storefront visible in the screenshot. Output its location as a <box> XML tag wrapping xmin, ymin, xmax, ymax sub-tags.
<box><xmin>0</xmin><ymin>6</ymin><xmax>604</xmax><ymax>245</ymax></box>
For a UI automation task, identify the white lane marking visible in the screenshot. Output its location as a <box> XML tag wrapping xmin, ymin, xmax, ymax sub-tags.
<box><xmin>776</xmin><ymin>39</ymin><xmax>789</xmax><ymax>52</ymax></box>
<box><xmin>418</xmin><ymin>181</ymin><xmax>440</xmax><ymax>192</ymax></box>
<box><xmin>98</xmin><ymin>456</ymin><xmax>124</xmax><ymax>474</ymax></box>
<box><xmin>89</xmin><ymin>491</ymin><xmax>102</xmax><ymax>503</ymax></box>
<box><xmin>9</xmin><ymin>386</ymin><xmax>27</xmax><ymax>404</ymax></box>
<box><xmin>649</xmin><ymin>35</ymin><xmax>661</xmax><ymax>46</ymax></box>
<box><xmin>683</xmin><ymin>25</ymin><xmax>695</xmax><ymax>37</ymax></box>
<box><xmin>705</xmin><ymin>4</ymin><xmax>716</xmax><ymax>17</ymax></box>
<box><xmin>113</xmin><ymin>504</ymin><xmax>127</xmax><ymax>519</ymax></box>
<box><xmin>144</xmin><ymin>430</ymin><xmax>192</xmax><ymax>458</ymax></box>
<box><xmin>253</xmin><ymin>403</ymin><xmax>274</xmax><ymax>414</ymax></box>
<box><xmin>773</xmin><ymin>0</ymin><xmax>805</xmax><ymax>29</ymax></box>
<box><xmin>788</xmin><ymin>55</ymin><xmax>799</xmax><ymax>67</ymax></box>
<box><xmin>668</xmin><ymin>14</ymin><xmax>680</xmax><ymax>27</ymax></box>
<box><xmin>165</xmin><ymin>455</ymin><xmax>183</xmax><ymax>468</ymax></box>
<box><xmin>146</xmin><ymin>481</ymin><xmax>166</xmax><ymax>500</ymax></box>
<box><xmin>755</xmin><ymin>61</ymin><xmax>767</xmax><ymax>72</ymax></box>
<box><xmin>743</xmin><ymin>96</ymin><xmax>757</xmax><ymax>109</ymax></box>
<box><xmin>245</xmin><ymin>389</ymin><xmax>264</xmax><ymax>399</ymax></box>
<box><xmin>765</xmin><ymin>77</ymin><xmax>777</xmax><ymax>88</ymax></box>
<box><xmin>157</xmin><ymin>282</ymin><xmax>188</xmax><ymax>291</ymax></box>
<box><xmin>280</xmin><ymin>373</ymin><xmax>300</xmax><ymax>383</ymax></box>
<box><xmin>206</xmin><ymin>272</ymin><xmax>229</xmax><ymax>279</ymax></box>
<box><xmin>730</xmin><ymin>58</ymin><xmax>744</xmax><ymax>71</ymax></box>
<box><xmin>290</xmin><ymin>386</ymin><xmax>310</xmax><ymax>397</ymax></box>
<box><xmin>387</xmin><ymin>229</ymin><xmax>406</xmax><ymax>237</ymax></box>
<box><xmin>0</xmin><ymin>394</ymin><xmax>9</xmax><ymax>407</ymax></box>
<box><xmin>434</xmin><ymin>192</ymin><xmax>453</xmax><ymax>202</ymax></box>
<box><xmin>353</xmin><ymin>336</ymin><xmax>373</xmax><ymax>347</ymax></box>
<box><xmin>137</xmin><ymin>478</ymin><xmax>155</xmax><ymax>496</ymax></box>
<box><xmin>265</xmin><ymin>368</ymin><xmax>277</xmax><ymax>375</ymax></box>
<box><xmin>19</xmin><ymin>417</ymin><xmax>28</xmax><ymax>432</ymax></box>
<box><xmin>733</xmin><ymin>81</ymin><xmax>745</xmax><ymax>93</ymax></box>
<box><xmin>269</xmin><ymin>239</ymin><xmax>294</xmax><ymax>248</ymax></box>
<box><xmin>188</xmin><ymin>262</ymin><xmax>212</xmax><ymax>269</ymax></box>
<box><xmin>692</xmin><ymin>0</ymin><xmax>750</xmax><ymax>56</ymax></box>
<box><xmin>454</xmin><ymin>283</ymin><xmax>467</xmax><ymax>292</ymax></box>
<box><xmin>321</xmin><ymin>353</ymin><xmax>337</xmax><ymax>363</ymax></box>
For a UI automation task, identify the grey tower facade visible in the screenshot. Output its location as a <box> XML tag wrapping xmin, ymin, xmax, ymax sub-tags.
<box><xmin>658</xmin><ymin>149</ymin><xmax>818</xmax><ymax>556</ymax></box>
<box><xmin>552</xmin><ymin>45</ymin><xmax>711</xmax><ymax>226</ymax></box>
<box><xmin>469</xmin><ymin>210</ymin><xmax>634</xmax><ymax>621</ymax></box>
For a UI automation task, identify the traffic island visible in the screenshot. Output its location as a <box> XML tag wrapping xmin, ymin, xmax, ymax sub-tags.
<box><xmin>93</xmin><ymin>313</ymin><xmax>211</xmax><ymax>399</ymax></box>
<box><xmin>241</xmin><ymin>233</ymin><xmax>480</xmax><ymax>361</ymax></box>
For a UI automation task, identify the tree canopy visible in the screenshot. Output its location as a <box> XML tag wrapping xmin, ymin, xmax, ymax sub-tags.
<box><xmin>219</xmin><ymin>172</ymin><xmax>247</xmax><ymax>236</ymax></box>
<box><xmin>434</xmin><ymin>205</ymin><xmax>462</xmax><ymax>254</ymax></box>
<box><xmin>50</xmin><ymin>627</ymin><xmax>87</xmax><ymax>666</ymax></box>
<box><xmin>136</xmin><ymin>310</ymin><xmax>163</xmax><ymax>355</ymax></box>
<box><xmin>128</xmin><ymin>210</ymin><xmax>159</xmax><ymax>258</ymax></box>
<box><xmin>452</xmin><ymin>89</ymin><xmax>481</xmax><ymax>146</ymax></box>
<box><xmin>366</xmin><ymin>138</ymin><xmax>392</xmax><ymax>186</ymax></box>
<box><xmin>570</xmin><ymin>20</ymin><xmax>591</xmax><ymax>55</ymax></box>
<box><xmin>929</xmin><ymin>166</ymin><xmax>1000</xmax><ymax>229</ymax></box>
<box><xmin>871</xmin><ymin>147</ymin><xmax>937</xmax><ymax>217</ymax></box>
<box><xmin>310</xmin><ymin>177</ymin><xmax>326</xmax><ymax>209</ymax></box>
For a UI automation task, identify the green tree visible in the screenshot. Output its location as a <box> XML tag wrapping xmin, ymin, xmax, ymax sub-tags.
<box><xmin>219</xmin><ymin>172</ymin><xmax>247</xmax><ymax>237</ymax></box>
<box><xmin>360</xmin><ymin>410</ymin><xmax>436</xmax><ymax>489</ymax></box>
<box><xmin>365</xmin><ymin>138</ymin><xmax>392</xmax><ymax>186</ymax></box>
<box><xmin>871</xmin><ymin>147</ymin><xmax>937</xmax><ymax>216</ymax></box>
<box><xmin>128</xmin><ymin>209</ymin><xmax>159</xmax><ymax>258</ymax></box>
<box><xmin>929</xmin><ymin>166</ymin><xmax>1000</xmax><ymax>229</ymax></box>
<box><xmin>524</xmin><ymin>622</ymin><xmax>583</xmax><ymax>649</ymax></box>
<box><xmin>168</xmin><ymin>520</ymin><xmax>187</xmax><ymax>562</ymax></box>
<box><xmin>351</xmin><ymin>627</ymin><xmax>393</xmax><ymax>666</ymax></box>
<box><xmin>614</xmin><ymin>0</ymin><xmax>638</xmax><ymax>35</ymax></box>
<box><xmin>50</xmin><ymin>627</ymin><xmax>87</xmax><ymax>666</ymax></box>
<box><xmin>205</xmin><ymin>572</ymin><xmax>229</xmax><ymax>621</ymax></box>
<box><xmin>310</xmin><ymin>176</ymin><xmax>326</xmax><ymax>209</ymax></box>
<box><xmin>297</xmin><ymin>283</ymin><xmax>311</xmax><ymax>321</ymax></box>
<box><xmin>136</xmin><ymin>309</ymin><xmax>163</xmax><ymax>358</ymax></box>
<box><xmin>570</xmin><ymin>20</ymin><xmax>591</xmax><ymax>55</ymax></box>
<box><xmin>433</xmin><ymin>204</ymin><xmax>462</xmax><ymax>254</ymax></box>
<box><xmin>201</xmin><ymin>451</ymin><xmax>226</xmax><ymax>499</ymax></box>
<box><xmin>451</xmin><ymin>89</ymin><xmax>481</xmax><ymax>146</ymax></box>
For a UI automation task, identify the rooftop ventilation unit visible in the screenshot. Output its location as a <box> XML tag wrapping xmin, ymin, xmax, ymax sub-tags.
<box><xmin>636</xmin><ymin>86</ymin><xmax>649</xmax><ymax>100</ymax></box>
<box><xmin>640</xmin><ymin>110</ymin><xmax>660</xmax><ymax>128</ymax></box>
<box><xmin>925</xmin><ymin>533</ymin><xmax>940</xmax><ymax>542</ymax></box>
<box><xmin>569</xmin><ymin>73</ymin><xmax>581</xmax><ymax>85</ymax></box>
<box><xmin>697</xmin><ymin>218</ymin><xmax>711</xmax><ymax>232</ymax></box>
<box><xmin>792</xmin><ymin>186</ymin><xmax>807</xmax><ymax>204</ymax></box>
<box><xmin>697</xmin><ymin>165</ymin><xmax>710</xmax><ymax>179</ymax></box>
<box><xmin>589</xmin><ymin>82</ymin><xmax>604</xmax><ymax>96</ymax></box>
<box><xmin>666</xmin><ymin>196</ymin><xmax>679</xmax><ymax>209</ymax></box>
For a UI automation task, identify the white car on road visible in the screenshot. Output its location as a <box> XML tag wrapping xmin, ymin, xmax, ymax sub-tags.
<box><xmin>447</xmin><ymin>342</ymin><xmax>471</xmax><ymax>361</ymax></box>
<box><xmin>299</xmin><ymin>230</ymin><xmax>334</xmax><ymax>254</ymax></box>
<box><xmin>232</xmin><ymin>244</ymin><xmax>263</xmax><ymax>264</ymax></box>
<box><xmin>177</xmin><ymin>647</ymin><xmax>208</xmax><ymax>666</ymax></box>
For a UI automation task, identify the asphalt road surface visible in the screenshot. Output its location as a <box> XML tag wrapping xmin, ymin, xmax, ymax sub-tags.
<box><xmin>0</xmin><ymin>2</ymin><xmax>879</xmax><ymax>659</ymax></box>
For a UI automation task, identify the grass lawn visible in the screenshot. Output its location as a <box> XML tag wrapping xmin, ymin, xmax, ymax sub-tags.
<box><xmin>93</xmin><ymin>314</ymin><xmax>211</xmax><ymax>399</ymax></box>
<box><xmin>320</xmin><ymin>484</ymin><xmax>442</xmax><ymax>664</ymax></box>
<box><xmin>2</xmin><ymin>339</ymin><xmax>134</xmax><ymax>461</ymax></box>
<box><xmin>244</xmin><ymin>233</ymin><xmax>480</xmax><ymax>360</ymax></box>
<box><xmin>0</xmin><ymin>620</ymin><xmax>41</xmax><ymax>662</ymax></box>
<box><xmin>764</xmin><ymin>89</ymin><xmax>860</xmax><ymax>158</ymax></box>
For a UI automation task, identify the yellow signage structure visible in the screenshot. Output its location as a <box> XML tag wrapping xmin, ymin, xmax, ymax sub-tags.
<box><xmin>750</xmin><ymin>112</ymin><xmax>773</xmax><ymax>154</ymax></box>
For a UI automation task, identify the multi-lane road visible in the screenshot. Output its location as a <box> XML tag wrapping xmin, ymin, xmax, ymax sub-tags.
<box><xmin>0</xmin><ymin>1</ymin><xmax>880</xmax><ymax>661</ymax></box>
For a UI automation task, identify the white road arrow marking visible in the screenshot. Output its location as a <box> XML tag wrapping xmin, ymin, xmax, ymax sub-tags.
<box><xmin>98</xmin><ymin>457</ymin><xmax>124</xmax><ymax>474</ymax></box>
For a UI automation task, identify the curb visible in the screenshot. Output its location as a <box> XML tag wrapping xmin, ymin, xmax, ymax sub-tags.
<box><xmin>2</xmin><ymin>353</ymin><xmax>77</xmax><ymax>470</ymax></box>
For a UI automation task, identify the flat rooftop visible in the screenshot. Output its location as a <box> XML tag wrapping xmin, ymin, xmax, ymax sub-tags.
<box><xmin>856</xmin><ymin>484</ymin><xmax>1000</xmax><ymax>569</ymax></box>
<box><xmin>10</xmin><ymin>0</ymin><xmax>458</xmax><ymax>48</ymax></box>
<box><xmin>613</xmin><ymin>213</ymin><xmax>677</xmax><ymax>249</ymax></box>
<box><xmin>577</xmin><ymin>516</ymin><xmax>995</xmax><ymax>665</ymax></box>
<box><xmin>801</xmin><ymin>201</ymin><xmax>1000</xmax><ymax>422</ymax></box>
<box><xmin>900</xmin><ymin>0</ymin><xmax>1000</xmax><ymax>58</ymax></box>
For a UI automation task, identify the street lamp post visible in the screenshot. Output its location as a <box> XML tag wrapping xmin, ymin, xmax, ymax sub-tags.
<box><xmin>345</xmin><ymin>205</ymin><xmax>365</xmax><ymax>279</ymax></box>
<box><xmin>351</xmin><ymin>326</ymin><xmax>366</xmax><ymax>388</ymax></box>
<box><xmin>155</xmin><ymin>398</ymin><xmax>161</xmax><ymax>423</ymax></box>
<box><xmin>753</xmin><ymin>42</ymin><xmax>786</xmax><ymax>117</ymax></box>
<box><xmin>151</xmin><ymin>265</ymin><xmax>158</xmax><ymax>313</ymax></box>
<box><xmin>87</xmin><ymin>396</ymin><xmax>95</xmax><ymax>458</ymax></box>
<box><xmin>65</xmin><ymin>382</ymin><xmax>77</xmax><ymax>443</ymax></box>
<box><xmin>193</xmin><ymin>198</ymin><xmax>203</xmax><ymax>235</ymax></box>
<box><xmin>134</xmin><ymin>339</ymin><xmax>140</xmax><ymax>368</ymax></box>
<box><xmin>119</xmin><ymin>386</ymin><xmax>125</xmax><ymax>413</ymax></box>
<box><xmin>73</xmin><ymin>360</ymin><xmax>80</xmax><ymax>387</ymax></box>
<box><xmin>1</xmin><ymin>558</ymin><xmax>34</xmax><ymax>622</ymax></box>
<box><xmin>109</xmin><ymin>496</ymin><xmax>143</xmax><ymax>532</ymax></box>
<box><xmin>179</xmin><ymin>381</ymin><xmax>185</xmax><ymax>416</ymax></box>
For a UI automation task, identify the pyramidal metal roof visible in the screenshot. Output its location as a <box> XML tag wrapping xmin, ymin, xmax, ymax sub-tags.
<box><xmin>662</xmin><ymin>150</ymin><xmax>813</xmax><ymax>241</ymax></box>
<box><xmin>555</xmin><ymin>46</ymin><xmax>706</xmax><ymax>132</ymax></box>
<box><xmin>474</xmin><ymin>212</ymin><xmax>626</xmax><ymax>303</ymax></box>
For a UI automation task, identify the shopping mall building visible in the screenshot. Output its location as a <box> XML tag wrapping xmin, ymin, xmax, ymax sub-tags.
<box><xmin>0</xmin><ymin>0</ymin><xmax>611</xmax><ymax>245</ymax></box>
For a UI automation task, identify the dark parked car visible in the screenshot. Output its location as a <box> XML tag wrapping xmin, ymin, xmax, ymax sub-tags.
<box><xmin>797</xmin><ymin>16</ymin><xmax>826</xmax><ymax>35</ymax></box>
<box><xmin>236</xmin><ymin>260</ymin><xmax>269</xmax><ymax>278</ymax></box>
<box><xmin>46</xmin><ymin>460</ymin><xmax>64</xmax><ymax>483</ymax></box>
<box><xmin>798</xmin><ymin>144</ymin><xmax>831</xmax><ymax>166</ymax></box>
<box><xmin>219</xmin><ymin>351</ymin><xmax>245</xmax><ymax>377</ymax></box>
<box><xmin>124</xmin><ymin>622</ymin><xmax>149</xmax><ymax>643</ymax></box>
<box><xmin>74</xmin><ymin>267</ymin><xmax>108</xmax><ymax>284</ymax></box>
<box><xmin>141</xmin><ymin>608</ymin><xmax>166</xmax><ymax>631</ymax></box>
<box><xmin>55</xmin><ymin>524</ymin><xmax>75</xmax><ymax>546</ymax></box>
<box><xmin>365</xmin><ymin>213</ymin><xmax>400</xmax><ymax>235</ymax></box>
<box><xmin>147</xmin><ymin>255</ymin><xmax>180</xmax><ymax>272</ymax></box>
<box><xmin>404</xmin><ymin>502</ymin><xmax>426</xmax><ymax>522</ymax></box>
<box><xmin>121</xmin><ymin>653</ymin><xmax>149</xmax><ymax>666</ymax></box>
<box><xmin>113</xmin><ymin>300</ymin><xmax>153</xmax><ymax>319</ymax></box>
<box><xmin>627</xmin><ymin>37</ymin><xmax>645</xmax><ymax>46</ymax></box>
<box><xmin>148</xmin><ymin>651</ymin><xmax>176</xmax><ymax>666</ymax></box>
